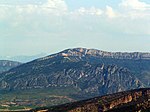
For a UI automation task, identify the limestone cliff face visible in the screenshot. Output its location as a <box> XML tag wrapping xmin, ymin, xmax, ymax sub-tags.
<box><xmin>33</xmin><ymin>88</ymin><xmax>150</xmax><ymax>112</ymax></box>
<box><xmin>68</xmin><ymin>88</ymin><xmax>150</xmax><ymax>112</ymax></box>
<box><xmin>57</xmin><ymin>48</ymin><xmax>150</xmax><ymax>60</ymax></box>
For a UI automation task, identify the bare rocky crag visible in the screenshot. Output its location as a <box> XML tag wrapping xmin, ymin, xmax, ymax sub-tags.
<box><xmin>32</xmin><ymin>88</ymin><xmax>150</xmax><ymax>112</ymax></box>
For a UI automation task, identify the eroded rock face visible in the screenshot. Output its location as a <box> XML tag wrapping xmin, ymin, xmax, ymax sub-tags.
<box><xmin>69</xmin><ymin>89</ymin><xmax>150</xmax><ymax>112</ymax></box>
<box><xmin>33</xmin><ymin>88</ymin><xmax>150</xmax><ymax>112</ymax></box>
<box><xmin>0</xmin><ymin>61</ymin><xmax>144</xmax><ymax>96</ymax></box>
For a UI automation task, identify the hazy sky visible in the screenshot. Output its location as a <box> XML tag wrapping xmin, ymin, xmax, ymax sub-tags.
<box><xmin>0</xmin><ymin>0</ymin><xmax>150</xmax><ymax>57</ymax></box>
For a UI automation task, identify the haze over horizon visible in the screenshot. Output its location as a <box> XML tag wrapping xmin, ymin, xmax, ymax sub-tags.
<box><xmin>1</xmin><ymin>0</ymin><xmax>150</xmax><ymax>57</ymax></box>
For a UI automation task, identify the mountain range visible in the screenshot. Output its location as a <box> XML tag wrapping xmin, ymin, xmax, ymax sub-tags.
<box><xmin>0</xmin><ymin>53</ymin><xmax>47</xmax><ymax>63</ymax></box>
<box><xmin>0</xmin><ymin>48</ymin><xmax>149</xmax><ymax>98</ymax></box>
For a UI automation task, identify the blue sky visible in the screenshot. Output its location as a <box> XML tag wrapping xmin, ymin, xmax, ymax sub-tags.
<box><xmin>0</xmin><ymin>0</ymin><xmax>150</xmax><ymax>57</ymax></box>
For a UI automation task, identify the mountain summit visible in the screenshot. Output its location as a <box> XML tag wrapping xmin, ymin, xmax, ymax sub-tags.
<box><xmin>41</xmin><ymin>48</ymin><xmax>150</xmax><ymax>61</ymax></box>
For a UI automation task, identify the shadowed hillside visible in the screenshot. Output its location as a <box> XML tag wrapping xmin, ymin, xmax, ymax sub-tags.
<box><xmin>32</xmin><ymin>88</ymin><xmax>150</xmax><ymax>112</ymax></box>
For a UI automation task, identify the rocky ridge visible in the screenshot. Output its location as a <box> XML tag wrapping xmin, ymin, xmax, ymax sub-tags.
<box><xmin>43</xmin><ymin>48</ymin><xmax>150</xmax><ymax>60</ymax></box>
<box><xmin>32</xmin><ymin>88</ymin><xmax>150</xmax><ymax>112</ymax></box>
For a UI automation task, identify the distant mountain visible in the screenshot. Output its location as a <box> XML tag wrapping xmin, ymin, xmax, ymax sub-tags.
<box><xmin>32</xmin><ymin>88</ymin><xmax>150</xmax><ymax>112</ymax></box>
<box><xmin>0</xmin><ymin>53</ymin><xmax>47</xmax><ymax>63</ymax></box>
<box><xmin>56</xmin><ymin>48</ymin><xmax>150</xmax><ymax>86</ymax></box>
<box><xmin>0</xmin><ymin>48</ymin><xmax>148</xmax><ymax>97</ymax></box>
<box><xmin>0</xmin><ymin>60</ymin><xmax>22</xmax><ymax>73</ymax></box>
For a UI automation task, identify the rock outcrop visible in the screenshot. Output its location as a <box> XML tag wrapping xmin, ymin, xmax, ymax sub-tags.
<box><xmin>32</xmin><ymin>88</ymin><xmax>150</xmax><ymax>112</ymax></box>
